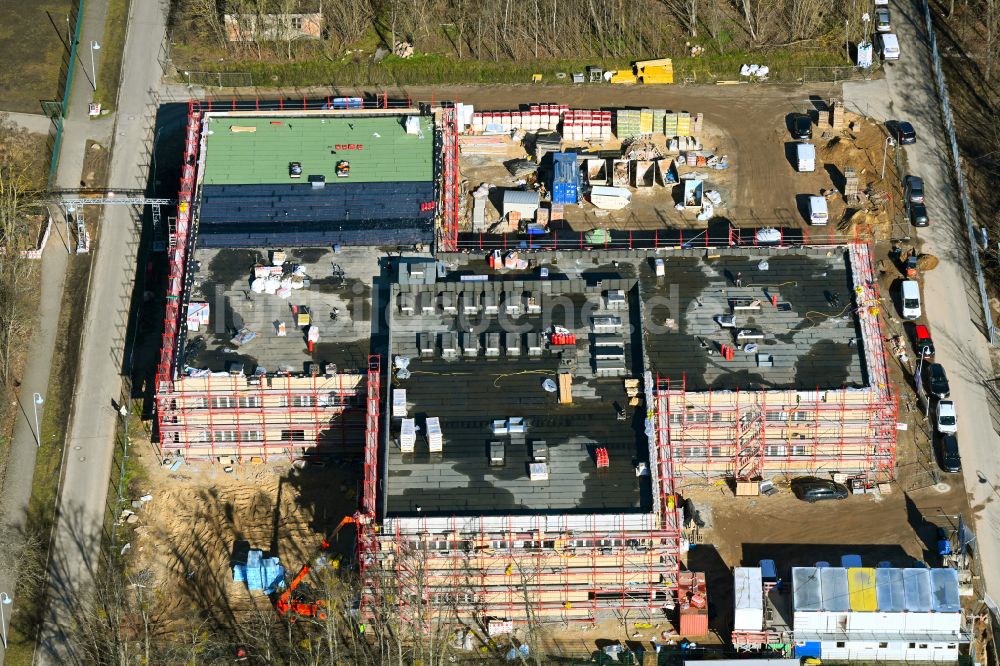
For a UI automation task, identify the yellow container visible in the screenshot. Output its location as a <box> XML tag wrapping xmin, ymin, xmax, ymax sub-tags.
<box><xmin>609</xmin><ymin>70</ymin><xmax>638</xmax><ymax>84</ymax></box>
<box><xmin>634</xmin><ymin>57</ymin><xmax>673</xmax><ymax>70</ymax></box>
<box><xmin>847</xmin><ymin>567</ymin><xmax>877</xmax><ymax>612</ymax></box>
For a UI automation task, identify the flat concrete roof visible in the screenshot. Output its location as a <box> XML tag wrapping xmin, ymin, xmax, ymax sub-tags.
<box><xmin>384</xmin><ymin>278</ymin><xmax>652</xmax><ymax>517</ymax></box>
<box><xmin>201</xmin><ymin>114</ymin><xmax>434</xmax><ymax>185</ymax></box>
<box><xmin>180</xmin><ymin>246</ymin><xmax>380</xmax><ymax>374</ymax></box>
<box><xmin>637</xmin><ymin>250</ymin><xmax>866</xmax><ymax>390</ymax></box>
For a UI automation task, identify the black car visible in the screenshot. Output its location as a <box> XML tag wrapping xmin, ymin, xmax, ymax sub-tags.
<box><xmin>924</xmin><ymin>363</ymin><xmax>950</xmax><ymax>398</ymax></box>
<box><xmin>791</xmin><ymin>477</ymin><xmax>850</xmax><ymax>502</ymax></box>
<box><xmin>792</xmin><ymin>114</ymin><xmax>813</xmax><ymax>140</ymax></box>
<box><xmin>940</xmin><ymin>434</ymin><xmax>961</xmax><ymax>473</ymax></box>
<box><xmin>895</xmin><ymin>121</ymin><xmax>917</xmax><ymax>144</ymax></box>
<box><xmin>909</xmin><ymin>202</ymin><xmax>929</xmax><ymax>227</ymax></box>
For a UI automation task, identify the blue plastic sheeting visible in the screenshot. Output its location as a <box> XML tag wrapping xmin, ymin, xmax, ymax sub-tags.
<box><xmin>792</xmin><ymin>567</ymin><xmax>822</xmax><ymax>611</ymax></box>
<box><xmin>930</xmin><ymin>568</ymin><xmax>961</xmax><ymax>612</ymax></box>
<box><xmin>235</xmin><ymin>549</ymin><xmax>286</xmax><ymax>594</ymax></box>
<box><xmin>875</xmin><ymin>567</ymin><xmax>906</xmax><ymax>612</ymax></box>
<box><xmin>902</xmin><ymin>568</ymin><xmax>932</xmax><ymax>612</ymax></box>
<box><xmin>760</xmin><ymin>559</ymin><xmax>777</xmax><ymax>581</ymax></box>
<box><xmin>820</xmin><ymin>567</ymin><xmax>851</xmax><ymax>611</ymax></box>
<box><xmin>841</xmin><ymin>554</ymin><xmax>862</xmax><ymax>568</ymax></box>
<box><xmin>794</xmin><ymin>642</ymin><xmax>822</xmax><ymax>658</ymax></box>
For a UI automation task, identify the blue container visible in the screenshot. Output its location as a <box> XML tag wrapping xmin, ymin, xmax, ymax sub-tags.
<box><xmin>795</xmin><ymin>642</ymin><xmax>822</xmax><ymax>658</ymax></box>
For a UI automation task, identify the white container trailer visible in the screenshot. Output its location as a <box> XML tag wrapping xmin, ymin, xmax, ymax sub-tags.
<box><xmin>734</xmin><ymin>567</ymin><xmax>764</xmax><ymax>631</ymax></box>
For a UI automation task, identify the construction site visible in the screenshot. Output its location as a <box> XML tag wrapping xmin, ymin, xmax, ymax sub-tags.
<box><xmin>129</xmin><ymin>89</ymin><xmax>987</xmax><ymax>658</ymax></box>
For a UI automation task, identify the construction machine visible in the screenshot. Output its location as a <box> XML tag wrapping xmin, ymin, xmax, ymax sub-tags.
<box><xmin>274</xmin><ymin>515</ymin><xmax>357</xmax><ymax>621</ymax></box>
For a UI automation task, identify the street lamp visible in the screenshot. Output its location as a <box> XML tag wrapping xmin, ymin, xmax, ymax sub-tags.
<box><xmin>90</xmin><ymin>40</ymin><xmax>101</xmax><ymax>92</ymax></box>
<box><xmin>32</xmin><ymin>393</ymin><xmax>44</xmax><ymax>448</ymax></box>
<box><xmin>0</xmin><ymin>592</ymin><xmax>12</xmax><ymax>649</ymax></box>
<box><xmin>881</xmin><ymin>135</ymin><xmax>895</xmax><ymax>180</ymax></box>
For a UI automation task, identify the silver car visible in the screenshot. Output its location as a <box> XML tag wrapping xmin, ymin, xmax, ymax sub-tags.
<box><xmin>876</xmin><ymin>7</ymin><xmax>891</xmax><ymax>32</ymax></box>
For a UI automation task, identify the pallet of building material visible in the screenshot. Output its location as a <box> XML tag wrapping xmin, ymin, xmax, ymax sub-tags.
<box><xmin>229</xmin><ymin>125</ymin><xmax>257</xmax><ymax>133</ymax></box>
<box><xmin>400</xmin><ymin>418</ymin><xmax>416</xmax><ymax>452</ymax></box>
<box><xmin>676</xmin><ymin>112</ymin><xmax>692</xmax><ymax>136</ymax></box>
<box><xmin>691</xmin><ymin>112</ymin><xmax>704</xmax><ymax>135</ymax></box>
<box><xmin>426</xmin><ymin>416</ymin><xmax>443</xmax><ymax>453</ymax></box>
<box><xmin>558</xmin><ymin>372</ymin><xmax>573</xmax><ymax>404</ymax></box>
<box><xmin>663</xmin><ymin>113</ymin><xmax>678</xmax><ymax>136</ymax></box>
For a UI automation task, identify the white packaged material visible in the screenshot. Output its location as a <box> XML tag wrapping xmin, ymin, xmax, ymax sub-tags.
<box><xmin>392</xmin><ymin>389</ymin><xmax>407</xmax><ymax>418</ymax></box>
<box><xmin>734</xmin><ymin>567</ymin><xmax>764</xmax><ymax>631</ymax></box>
<box><xmin>400</xmin><ymin>418</ymin><xmax>416</xmax><ymax>452</ymax></box>
<box><xmin>426</xmin><ymin>416</ymin><xmax>443</xmax><ymax>452</ymax></box>
<box><xmin>529</xmin><ymin>462</ymin><xmax>549</xmax><ymax>480</ymax></box>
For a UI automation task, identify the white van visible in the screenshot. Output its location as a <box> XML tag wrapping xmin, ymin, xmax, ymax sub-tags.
<box><xmin>881</xmin><ymin>33</ymin><xmax>900</xmax><ymax>60</ymax></box>
<box><xmin>901</xmin><ymin>280</ymin><xmax>921</xmax><ymax>320</ymax></box>
<box><xmin>808</xmin><ymin>196</ymin><xmax>828</xmax><ymax>225</ymax></box>
<box><xmin>796</xmin><ymin>142</ymin><xmax>816</xmax><ymax>172</ymax></box>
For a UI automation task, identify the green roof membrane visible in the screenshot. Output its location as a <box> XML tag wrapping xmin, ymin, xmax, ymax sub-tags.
<box><xmin>202</xmin><ymin>115</ymin><xmax>434</xmax><ymax>185</ymax></box>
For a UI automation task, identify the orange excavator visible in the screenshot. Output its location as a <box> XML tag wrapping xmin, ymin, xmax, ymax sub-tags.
<box><xmin>274</xmin><ymin>515</ymin><xmax>357</xmax><ymax>621</ymax></box>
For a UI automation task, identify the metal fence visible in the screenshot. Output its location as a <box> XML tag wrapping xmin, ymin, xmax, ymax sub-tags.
<box><xmin>46</xmin><ymin>0</ymin><xmax>85</xmax><ymax>186</ymax></box>
<box><xmin>182</xmin><ymin>70</ymin><xmax>253</xmax><ymax>88</ymax></box>
<box><xmin>922</xmin><ymin>0</ymin><xmax>997</xmax><ymax>344</ymax></box>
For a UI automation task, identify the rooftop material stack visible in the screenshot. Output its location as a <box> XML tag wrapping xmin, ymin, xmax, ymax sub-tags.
<box><xmin>678</xmin><ymin>571</ymin><xmax>709</xmax><ymax>637</ymax></box>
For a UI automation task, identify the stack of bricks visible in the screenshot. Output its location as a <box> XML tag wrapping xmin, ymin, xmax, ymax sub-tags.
<box><xmin>561</xmin><ymin>110</ymin><xmax>612</xmax><ymax>141</ymax></box>
<box><xmin>691</xmin><ymin>112</ymin><xmax>704</xmax><ymax>135</ymax></box>
<box><xmin>830</xmin><ymin>100</ymin><xmax>844</xmax><ymax>129</ymax></box>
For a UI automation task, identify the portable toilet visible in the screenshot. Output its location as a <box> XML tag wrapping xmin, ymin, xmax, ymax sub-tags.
<box><xmin>551</xmin><ymin>152</ymin><xmax>579</xmax><ymax>204</ymax></box>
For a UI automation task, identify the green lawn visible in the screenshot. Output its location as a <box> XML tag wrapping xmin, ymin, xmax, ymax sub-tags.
<box><xmin>0</xmin><ymin>0</ymin><xmax>74</xmax><ymax>113</ymax></box>
<box><xmin>92</xmin><ymin>0</ymin><xmax>130</xmax><ymax>112</ymax></box>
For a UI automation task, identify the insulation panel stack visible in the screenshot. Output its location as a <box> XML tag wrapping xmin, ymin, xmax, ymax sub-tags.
<box><xmin>615</xmin><ymin>109</ymin><xmax>642</xmax><ymax>138</ymax></box>
<box><xmin>400</xmin><ymin>418</ymin><xmax>416</xmax><ymax>453</ymax></box>
<box><xmin>426</xmin><ymin>416</ymin><xmax>443</xmax><ymax>453</ymax></box>
<box><xmin>830</xmin><ymin>100</ymin><xmax>844</xmax><ymax>129</ymax></box>
<box><xmin>676</xmin><ymin>112</ymin><xmax>692</xmax><ymax>136</ymax></box>
<box><xmin>663</xmin><ymin>112</ymin><xmax>678</xmax><ymax>136</ymax></box>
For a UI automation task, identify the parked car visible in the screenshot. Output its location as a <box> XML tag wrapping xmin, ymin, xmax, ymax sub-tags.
<box><xmin>936</xmin><ymin>400</ymin><xmax>958</xmax><ymax>434</ymax></box>
<box><xmin>791</xmin><ymin>477</ymin><xmax>850</xmax><ymax>502</ymax></box>
<box><xmin>924</xmin><ymin>363</ymin><xmax>950</xmax><ymax>398</ymax></box>
<box><xmin>894</xmin><ymin>121</ymin><xmax>917</xmax><ymax>144</ymax></box>
<box><xmin>875</xmin><ymin>7</ymin><xmax>892</xmax><ymax>32</ymax></box>
<box><xmin>914</xmin><ymin>324</ymin><xmax>935</xmax><ymax>358</ymax></box>
<box><xmin>909</xmin><ymin>202</ymin><xmax>929</xmax><ymax>227</ymax></box>
<box><xmin>901</xmin><ymin>280</ymin><xmax>921</xmax><ymax>319</ymax></box>
<box><xmin>792</xmin><ymin>113</ymin><xmax>813</xmax><ymax>140</ymax></box>
<box><xmin>906</xmin><ymin>176</ymin><xmax>925</xmax><ymax>204</ymax></box>
<box><xmin>939</xmin><ymin>434</ymin><xmax>962</xmax><ymax>473</ymax></box>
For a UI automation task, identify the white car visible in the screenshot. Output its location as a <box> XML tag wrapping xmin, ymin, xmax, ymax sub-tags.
<box><xmin>936</xmin><ymin>400</ymin><xmax>958</xmax><ymax>435</ymax></box>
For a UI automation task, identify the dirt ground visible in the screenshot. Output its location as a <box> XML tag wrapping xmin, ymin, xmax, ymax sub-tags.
<box><xmin>450</xmin><ymin>82</ymin><xmax>901</xmax><ymax>235</ymax></box>
<box><xmin>127</xmin><ymin>446</ymin><xmax>360</xmax><ymax>628</ymax></box>
<box><xmin>0</xmin><ymin>0</ymin><xmax>73</xmax><ymax>113</ymax></box>
<box><xmin>681</xmin><ymin>477</ymin><xmax>972</xmax><ymax>640</ymax></box>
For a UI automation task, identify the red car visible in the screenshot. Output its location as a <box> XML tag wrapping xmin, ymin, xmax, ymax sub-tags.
<box><xmin>914</xmin><ymin>324</ymin><xmax>935</xmax><ymax>358</ymax></box>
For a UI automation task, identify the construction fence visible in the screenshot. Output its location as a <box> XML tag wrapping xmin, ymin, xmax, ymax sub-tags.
<box><xmin>922</xmin><ymin>0</ymin><xmax>996</xmax><ymax>345</ymax></box>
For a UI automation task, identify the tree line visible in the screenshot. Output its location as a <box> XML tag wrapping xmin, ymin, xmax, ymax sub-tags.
<box><xmin>171</xmin><ymin>0</ymin><xmax>876</xmax><ymax>62</ymax></box>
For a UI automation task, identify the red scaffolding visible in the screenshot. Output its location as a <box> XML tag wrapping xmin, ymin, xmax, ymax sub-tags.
<box><xmin>357</xmin><ymin>355</ymin><xmax>381</xmax><ymax>615</ymax></box>
<box><xmin>438</xmin><ymin>105</ymin><xmax>459</xmax><ymax>252</ymax></box>
<box><xmin>369</xmin><ymin>373</ymin><xmax>684</xmax><ymax>626</ymax></box>
<box><xmin>155</xmin><ymin>100</ymin><xmax>202</xmax><ymax>443</ymax></box>
<box><xmin>653</xmin><ymin>244</ymin><xmax>898</xmax><ymax>485</ymax></box>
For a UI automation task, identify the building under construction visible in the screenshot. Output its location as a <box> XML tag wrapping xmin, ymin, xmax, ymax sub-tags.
<box><xmin>154</xmin><ymin>99</ymin><xmax>895</xmax><ymax>628</ymax></box>
<box><xmin>155</xmin><ymin>101</ymin><xmax>448</xmax><ymax>462</ymax></box>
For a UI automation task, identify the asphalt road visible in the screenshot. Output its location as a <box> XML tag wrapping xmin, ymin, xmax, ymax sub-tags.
<box><xmin>846</xmin><ymin>0</ymin><xmax>1000</xmax><ymax>599</ymax></box>
<box><xmin>35</xmin><ymin>0</ymin><xmax>169</xmax><ymax>662</ymax></box>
